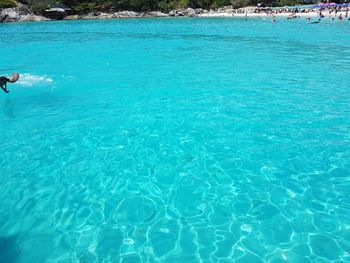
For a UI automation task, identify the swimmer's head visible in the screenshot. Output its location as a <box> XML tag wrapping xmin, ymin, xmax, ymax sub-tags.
<box><xmin>8</xmin><ymin>72</ymin><xmax>19</xmax><ymax>83</ymax></box>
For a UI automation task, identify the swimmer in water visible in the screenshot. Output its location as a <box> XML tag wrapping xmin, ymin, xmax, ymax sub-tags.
<box><xmin>310</xmin><ymin>18</ymin><xmax>321</xmax><ymax>24</ymax></box>
<box><xmin>0</xmin><ymin>73</ymin><xmax>19</xmax><ymax>93</ymax></box>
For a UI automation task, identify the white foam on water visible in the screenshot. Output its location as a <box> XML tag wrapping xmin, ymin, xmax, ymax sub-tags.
<box><xmin>16</xmin><ymin>73</ymin><xmax>53</xmax><ymax>87</ymax></box>
<box><xmin>240</xmin><ymin>224</ymin><xmax>252</xmax><ymax>233</ymax></box>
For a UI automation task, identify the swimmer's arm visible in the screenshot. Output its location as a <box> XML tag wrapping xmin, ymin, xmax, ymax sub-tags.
<box><xmin>1</xmin><ymin>84</ymin><xmax>9</xmax><ymax>93</ymax></box>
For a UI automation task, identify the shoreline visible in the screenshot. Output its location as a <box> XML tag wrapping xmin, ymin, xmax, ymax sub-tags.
<box><xmin>199</xmin><ymin>11</ymin><xmax>348</xmax><ymax>18</ymax></box>
<box><xmin>1</xmin><ymin>6</ymin><xmax>349</xmax><ymax>23</ymax></box>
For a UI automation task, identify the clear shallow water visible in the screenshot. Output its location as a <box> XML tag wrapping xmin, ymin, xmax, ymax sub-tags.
<box><xmin>0</xmin><ymin>17</ymin><xmax>350</xmax><ymax>262</ymax></box>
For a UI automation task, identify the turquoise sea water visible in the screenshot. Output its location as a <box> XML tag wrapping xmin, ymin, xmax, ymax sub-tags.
<box><xmin>1</xmin><ymin>18</ymin><xmax>350</xmax><ymax>262</ymax></box>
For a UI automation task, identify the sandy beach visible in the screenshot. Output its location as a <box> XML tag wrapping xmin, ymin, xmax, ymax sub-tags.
<box><xmin>199</xmin><ymin>11</ymin><xmax>348</xmax><ymax>18</ymax></box>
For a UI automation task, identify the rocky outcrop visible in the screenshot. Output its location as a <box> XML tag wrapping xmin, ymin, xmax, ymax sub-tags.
<box><xmin>1</xmin><ymin>3</ymin><xmax>242</xmax><ymax>23</ymax></box>
<box><xmin>187</xmin><ymin>8</ymin><xmax>196</xmax><ymax>17</ymax></box>
<box><xmin>114</xmin><ymin>11</ymin><xmax>140</xmax><ymax>18</ymax></box>
<box><xmin>168</xmin><ymin>8</ymin><xmax>207</xmax><ymax>17</ymax></box>
<box><xmin>0</xmin><ymin>8</ymin><xmax>19</xmax><ymax>22</ymax></box>
<box><xmin>143</xmin><ymin>11</ymin><xmax>167</xmax><ymax>17</ymax></box>
<box><xmin>69</xmin><ymin>11</ymin><xmax>141</xmax><ymax>20</ymax></box>
<box><xmin>19</xmin><ymin>14</ymin><xmax>49</xmax><ymax>22</ymax></box>
<box><xmin>0</xmin><ymin>7</ymin><xmax>49</xmax><ymax>23</ymax></box>
<box><xmin>65</xmin><ymin>10</ymin><xmax>168</xmax><ymax>20</ymax></box>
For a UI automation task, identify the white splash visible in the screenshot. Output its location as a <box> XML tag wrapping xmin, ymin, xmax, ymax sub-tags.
<box><xmin>16</xmin><ymin>73</ymin><xmax>53</xmax><ymax>87</ymax></box>
<box><xmin>240</xmin><ymin>224</ymin><xmax>252</xmax><ymax>233</ymax></box>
